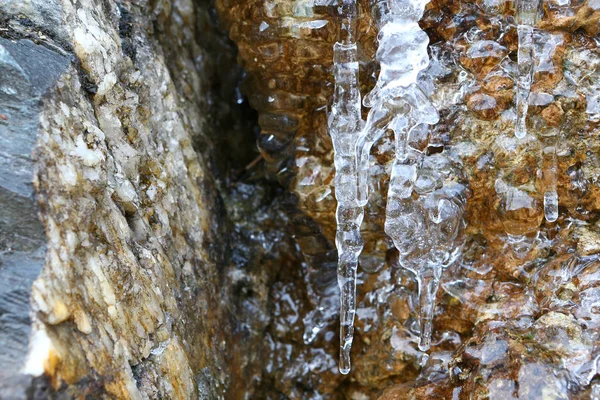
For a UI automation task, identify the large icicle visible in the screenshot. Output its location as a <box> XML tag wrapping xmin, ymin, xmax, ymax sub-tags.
<box><xmin>515</xmin><ymin>0</ymin><xmax>540</xmax><ymax>139</ymax></box>
<box><xmin>356</xmin><ymin>3</ymin><xmax>435</xmax><ymax>206</ymax></box>
<box><xmin>328</xmin><ymin>0</ymin><xmax>364</xmax><ymax>375</ymax></box>
<box><xmin>358</xmin><ymin>0</ymin><xmax>455</xmax><ymax>352</ymax></box>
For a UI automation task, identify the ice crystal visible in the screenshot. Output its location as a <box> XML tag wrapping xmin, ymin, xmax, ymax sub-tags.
<box><xmin>358</xmin><ymin>0</ymin><xmax>467</xmax><ymax>353</ymax></box>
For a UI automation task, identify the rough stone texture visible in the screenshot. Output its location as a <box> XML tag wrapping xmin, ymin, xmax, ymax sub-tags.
<box><xmin>0</xmin><ymin>35</ymin><xmax>70</xmax><ymax>397</ymax></box>
<box><xmin>0</xmin><ymin>0</ymin><xmax>299</xmax><ymax>399</ymax></box>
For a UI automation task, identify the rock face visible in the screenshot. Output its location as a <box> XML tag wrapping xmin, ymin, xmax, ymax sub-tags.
<box><xmin>0</xmin><ymin>0</ymin><xmax>299</xmax><ymax>399</ymax></box>
<box><xmin>2</xmin><ymin>0</ymin><xmax>600</xmax><ymax>399</ymax></box>
<box><xmin>0</xmin><ymin>36</ymin><xmax>70</xmax><ymax>398</ymax></box>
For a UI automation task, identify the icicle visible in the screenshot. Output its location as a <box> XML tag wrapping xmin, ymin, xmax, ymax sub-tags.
<box><xmin>540</xmin><ymin>125</ymin><xmax>560</xmax><ymax>222</ymax></box>
<box><xmin>329</xmin><ymin>0</ymin><xmax>363</xmax><ymax>375</ymax></box>
<box><xmin>515</xmin><ymin>0</ymin><xmax>540</xmax><ymax>139</ymax></box>
<box><xmin>542</xmin><ymin>137</ymin><xmax>559</xmax><ymax>222</ymax></box>
<box><xmin>359</xmin><ymin>0</ymin><xmax>456</xmax><ymax>352</ymax></box>
<box><xmin>357</xmin><ymin>0</ymin><xmax>434</xmax><ymax>203</ymax></box>
<box><xmin>416</xmin><ymin>266</ymin><xmax>440</xmax><ymax>351</ymax></box>
<box><xmin>356</xmin><ymin>105</ymin><xmax>394</xmax><ymax>206</ymax></box>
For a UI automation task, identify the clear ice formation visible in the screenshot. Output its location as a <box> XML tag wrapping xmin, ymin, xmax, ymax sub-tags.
<box><xmin>515</xmin><ymin>0</ymin><xmax>541</xmax><ymax>139</ymax></box>
<box><xmin>537</xmin><ymin>34</ymin><xmax>562</xmax><ymax>223</ymax></box>
<box><xmin>542</xmin><ymin>128</ymin><xmax>559</xmax><ymax>223</ymax></box>
<box><xmin>328</xmin><ymin>0</ymin><xmax>364</xmax><ymax>375</ymax></box>
<box><xmin>329</xmin><ymin>0</ymin><xmax>467</xmax><ymax>374</ymax></box>
<box><xmin>329</xmin><ymin>0</ymin><xmax>473</xmax><ymax>373</ymax></box>
<box><xmin>359</xmin><ymin>0</ymin><xmax>467</xmax><ymax>353</ymax></box>
<box><xmin>386</xmin><ymin>154</ymin><xmax>467</xmax><ymax>351</ymax></box>
<box><xmin>515</xmin><ymin>0</ymin><xmax>560</xmax><ymax>223</ymax></box>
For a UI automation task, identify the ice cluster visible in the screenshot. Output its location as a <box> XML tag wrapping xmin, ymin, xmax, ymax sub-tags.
<box><xmin>328</xmin><ymin>0</ymin><xmax>590</xmax><ymax>376</ymax></box>
<box><xmin>514</xmin><ymin>0</ymin><xmax>560</xmax><ymax>224</ymax></box>
<box><xmin>329</xmin><ymin>0</ymin><xmax>467</xmax><ymax>373</ymax></box>
<box><xmin>515</xmin><ymin>0</ymin><xmax>541</xmax><ymax>140</ymax></box>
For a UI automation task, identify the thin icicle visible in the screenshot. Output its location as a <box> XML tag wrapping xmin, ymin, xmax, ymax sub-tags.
<box><xmin>329</xmin><ymin>0</ymin><xmax>363</xmax><ymax>375</ymax></box>
<box><xmin>416</xmin><ymin>266</ymin><xmax>440</xmax><ymax>351</ymax></box>
<box><xmin>515</xmin><ymin>0</ymin><xmax>540</xmax><ymax>139</ymax></box>
<box><xmin>541</xmin><ymin>129</ymin><xmax>559</xmax><ymax>222</ymax></box>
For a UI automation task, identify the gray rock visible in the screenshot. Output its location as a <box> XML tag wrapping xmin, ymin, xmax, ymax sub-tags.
<box><xmin>0</xmin><ymin>0</ymin><xmax>286</xmax><ymax>398</ymax></box>
<box><xmin>0</xmin><ymin>0</ymin><xmax>67</xmax><ymax>44</ymax></box>
<box><xmin>0</xmin><ymin>35</ymin><xmax>69</xmax><ymax>398</ymax></box>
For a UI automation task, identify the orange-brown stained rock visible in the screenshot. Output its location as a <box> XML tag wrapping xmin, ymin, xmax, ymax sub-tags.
<box><xmin>213</xmin><ymin>0</ymin><xmax>600</xmax><ymax>397</ymax></box>
<box><xmin>541</xmin><ymin>102</ymin><xmax>564</xmax><ymax>127</ymax></box>
<box><xmin>540</xmin><ymin>2</ymin><xmax>600</xmax><ymax>36</ymax></box>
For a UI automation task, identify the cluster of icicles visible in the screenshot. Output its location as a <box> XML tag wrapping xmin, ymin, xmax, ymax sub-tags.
<box><xmin>328</xmin><ymin>0</ymin><xmax>552</xmax><ymax>374</ymax></box>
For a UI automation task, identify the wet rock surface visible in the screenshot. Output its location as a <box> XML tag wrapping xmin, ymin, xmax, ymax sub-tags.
<box><xmin>216</xmin><ymin>0</ymin><xmax>600</xmax><ymax>398</ymax></box>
